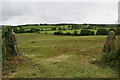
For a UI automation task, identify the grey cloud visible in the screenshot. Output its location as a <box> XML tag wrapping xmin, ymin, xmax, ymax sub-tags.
<box><xmin>2</xmin><ymin>0</ymin><xmax>120</xmax><ymax>2</ymax></box>
<box><xmin>2</xmin><ymin>2</ymin><xmax>31</xmax><ymax>21</ymax></box>
<box><xmin>2</xmin><ymin>2</ymin><xmax>118</xmax><ymax>25</ymax></box>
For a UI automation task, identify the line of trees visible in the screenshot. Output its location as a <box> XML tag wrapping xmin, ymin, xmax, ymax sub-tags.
<box><xmin>13</xmin><ymin>28</ymin><xmax>40</xmax><ymax>33</ymax></box>
<box><xmin>54</xmin><ymin>30</ymin><xmax>95</xmax><ymax>36</ymax></box>
<box><xmin>12</xmin><ymin>24</ymin><xmax>117</xmax><ymax>27</ymax></box>
<box><xmin>54</xmin><ymin>29</ymin><xmax>115</xmax><ymax>36</ymax></box>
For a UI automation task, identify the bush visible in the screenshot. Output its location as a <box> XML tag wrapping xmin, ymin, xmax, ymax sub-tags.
<box><xmin>96</xmin><ymin>29</ymin><xmax>108</xmax><ymax>35</ymax></box>
<box><xmin>63</xmin><ymin>28</ymin><xmax>66</xmax><ymax>30</ymax></box>
<box><xmin>30</xmin><ymin>28</ymin><xmax>35</xmax><ymax>33</ymax></box>
<box><xmin>115</xmin><ymin>28</ymin><xmax>120</xmax><ymax>35</ymax></box>
<box><xmin>41</xmin><ymin>30</ymin><xmax>44</xmax><ymax>31</ymax></box>
<box><xmin>30</xmin><ymin>28</ymin><xmax>40</xmax><ymax>33</ymax></box>
<box><xmin>18</xmin><ymin>29</ymin><xmax>25</xmax><ymax>33</ymax></box>
<box><xmin>13</xmin><ymin>28</ymin><xmax>19</xmax><ymax>33</ymax></box>
<box><xmin>83</xmin><ymin>27</ymin><xmax>93</xmax><ymax>29</ymax></box>
<box><xmin>80</xmin><ymin>30</ymin><xmax>95</xmax><ymax>36</ymax></box>
<box><xmin>54</xmin><ymin>31</ymin><xmax>63</xmax><ymax>35</ymax></box>
<box><xmin>73</xmin><ymin>30</ymin><xmax>79</xmax><ymax>36</ymax></box>
<box><xmin>2</xmin><ymin>26</ymin><xmax>16</xmax><ymax>56</ymax></box>
<box><xmin>58</xmin><ymin>28</ymin><xmax>62</xmax><ymax>30</ymax></box>
<box><xmin>25</xmin><ymin>30</ymin><xmax>31</xmax><ymax>33</ymax></box>
<box><xmin>102</xmin><ymin>50</ymin><xmax>118</xmax><ymax>62</ymax></box>
<box><xmin>51</xmin><ymin>27</ymin><xmax>56</xmax><ymax>30</ymax></box>
<box><xmin>64</xmin><ymin>32</ymin><xmax>72</xmax><ymax>35</ymax></box>
<box><xmin>101</xmin><ymin>50</ymin><xmax>119</xmax><ymax>69</ymax></box>
<box><xmin>108</xmin><ymin>29</ymin><xmax>115</xmax><ymax>32</ymax></box>
<box><xmin>90</xmin><ymin>31</ymin><xmax>95</xmax><ymax>35</ymax></box>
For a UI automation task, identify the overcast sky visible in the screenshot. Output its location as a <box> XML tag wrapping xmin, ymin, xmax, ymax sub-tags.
<box><xmin>0</xmin><ymin>0</ymin><xmax>119</xmax><ymax>25</ymax></box>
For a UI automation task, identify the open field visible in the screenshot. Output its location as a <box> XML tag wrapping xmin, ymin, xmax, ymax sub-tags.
<box><xmin>3</xmin><ymin>33</ymin><xmax>118</xmax><ymax>78</ymax></box>
<box><xmin>39</xmin><ymin>29</ymin><xmax>98</xmax><ymax>34</ymax></box>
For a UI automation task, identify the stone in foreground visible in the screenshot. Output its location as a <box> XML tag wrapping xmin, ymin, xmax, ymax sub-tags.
<box><xmin>103</xmin><ymin>31</ymin><xmax>115</xmax><ymax>53</ymax></box>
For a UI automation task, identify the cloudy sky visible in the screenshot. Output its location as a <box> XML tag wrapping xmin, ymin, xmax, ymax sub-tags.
<box><xmin>0</xmin><ymin>0</ymin><xmax>120</xmax><ymax>25</ymax></box>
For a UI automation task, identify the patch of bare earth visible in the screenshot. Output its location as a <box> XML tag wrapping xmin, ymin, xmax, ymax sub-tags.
<box><xmin>43</xmin><ymin>54</ymin><xmax>70</xmax><ymax>63</ymax></box>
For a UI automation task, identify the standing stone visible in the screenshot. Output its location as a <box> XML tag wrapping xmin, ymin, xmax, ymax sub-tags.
<box><xmin>103</xmin><ymin>31</ymin><xmax>115</xmax><ymax>53</ymax></box>
<box><xmin>117</xmin><ymin>28</ymin><xmax>120</xmax><ymax>53</ymax></box>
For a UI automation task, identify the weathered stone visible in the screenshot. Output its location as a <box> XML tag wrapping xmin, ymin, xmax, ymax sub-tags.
<box><xmin>117</xmin><ymin>28</ymin><xmax>120</xmax><ymax>52</ymax></box>
<box><xmin>103</xmin><ymin>31</ymin><xmax>115</xmax><ymax>53</ymax></box>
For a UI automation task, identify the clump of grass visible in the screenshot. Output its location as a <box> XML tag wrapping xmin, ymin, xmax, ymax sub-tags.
<box><xmin>101</xmin><ymin>50</ymin><xmax>119</xmax><ymax>69</ymax></box>
<box><xmin>101</xmin><ymin>35</ymin><xmax>119</xmax><ymax>72</ymax></box>
<box><xmin>73</xmin><ymin>68</ymin><xmax>88</xmax><ymax>78</ymax></box>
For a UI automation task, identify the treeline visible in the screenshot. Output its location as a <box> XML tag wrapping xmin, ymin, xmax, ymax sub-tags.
<box><xmin>13</xmin><ymin>28</ymin><xmax>40</xmax><ymax>33</ymax></box>
<box><xmin>9</xmin><ymin>24</ymin><xmax>118</xmax><ymax>28</ymax></box>
<box><xmin>54</xmin><ymin>29</ymin><xmax>117</xmax><ymax>36</ymax></box>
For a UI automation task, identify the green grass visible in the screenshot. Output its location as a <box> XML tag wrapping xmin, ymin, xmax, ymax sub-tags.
<box><xmin>39</xmin><ymin>29</ymin><xmax>98</xmax><ymax>35</ymax></box>
<box><xmin>3</xmin><ymin>33</ymin><xmax>118</xmax><ymax>78</ymax></box>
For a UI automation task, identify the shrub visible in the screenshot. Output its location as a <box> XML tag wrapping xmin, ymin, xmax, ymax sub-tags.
<box><xmin>115</xmin><ymin>28</ymin><xmax>120</xmax><ymax>35</ymax></box>
<box><xmin>2</xmin><ymin>26</ymin><xmax>16</xmax><ymax>56</ymax></box>
<box><xmin>13</xmin><ymin>28</ymin><xmax>19</xmax><ymax>33</ymax></box>
<box><xmin>18</xmin><ymin>29</ymin><xmax>25</xmax><ymax>33</ymax></box>
<box><xmin>25</xmin><ymin>30</ymin><xmax>31</xmax><ymax>33</ymax></box>
<box><xmin>63</xmin><ymin>28</ymin><xmax>66</xmax><ymax>30</ymax></box>
<box><xmin>36</xmin><ymin>31</ymin><xmax>40</xmax><ymax>34</ymax></box>
<box><xmin>73</xmin><ymin>30</ymin><xmax>78</xmax><ymax>36</ymax></box>
<box><xmin>34</xmin><ymin>29</ymin><xmax>40</xmax><ymax>32</ymax></box>
<box><xmin>83</xmin><ymin>27</ymin><xmax>93</xmax><ymax>29</ymax></box>
<box><xmin>65</xmin><ymin>32</ymin><xmax>72</xmax><ymax>35</ymax></box>
<box><xmin>30</xmin><ymin>28</ymin><xmax>40</xmax><ymax>33</ymax></box>
<box><xmin>108</xmin><ymin>29</ymin><xmax>115</xmax><ymax>32</ymax></box>
<box><xmin>102</xmin><ymin>50</ymin><xmax>118</xmax><ymax>62</ymax></box>
<box><xmin>58</xmin><ymin>28</ymin><xmax>62</xmax><ymax>30</ymax></box>
<box><xmin>96</xmin><ymin>29</ymin><xmax>108</xmax><ymax>35</ymax></box>
<box><xmin>80</xmin><ymin>30</ymin><xmax>95</xmax><ymax>36</ymax></box>
<box><xmin>90</xmin><ymin>31</ymin><xmax>95</xmax><ymax>35</ymax></box>
<box><xmin>54</xmin><ymin>31</ymin><xmax>63</xmax><ymax>35</ymax></box>
<box><xmin>41</xmin><ymin>30</ymin><xmax>44</xmax><ymax>31</ymax></box>
<box><xmin>51</xmin><ymin>27</ymin><xmax>56</xmax><ymax>30</ymax></box>
<box><xmin>101</xmin><ymin>50</ymin><xmax>119</xmax><ymax>69</ymax></box>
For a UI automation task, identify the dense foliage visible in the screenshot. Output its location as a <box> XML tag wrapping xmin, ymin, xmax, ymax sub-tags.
<box><xmin>73</xmin><ymin>30</ymin><xmax>79</xmax><ymax>36</ymax></box>
<box><xmin>54</xmin><ymin>30</ymin><xmax>95</xmax><ymax>36</ymax></box>
<box><xmin>51</xmin><ymin>27</ymin><xmax>56</xmax><ymax>30</ymax></box>
<box><xmin>30</xmin><ymin>28</ymin><xmax>40</xmax><ymax>33</ymax></box>
<box><xmin>13</xmin><ymin>28</ymin><xmax>40</xmax><ymax>33</ymax></box>
<box><xmin>96</xmin><ymin>29</ymin><xmax>108</xmax><ymax>35</ymax></box>
<box><xmin>54</xmin><ymin>31</ymin><xmax>63</xmax><ymax>35</ymax></box>
<box><xmin>80</xmin><ymin>30</ymin><xmax>95</xmax><ymax>36</ymax></box>
<box><xmin>2</xmin><ymin>26</ymin><xmax>17</xmax><ymax>60</ymax></box>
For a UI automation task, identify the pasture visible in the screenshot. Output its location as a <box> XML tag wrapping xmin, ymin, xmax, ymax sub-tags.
<box><xmin>3</xmin><ymin>33</ymin><xmax>118</xmax><ymax>78</ymax></box>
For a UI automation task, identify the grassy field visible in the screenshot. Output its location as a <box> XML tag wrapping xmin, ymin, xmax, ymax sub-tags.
<box><xmin>39</xmin><ymin>29</ymin><xmax>98</xmax><ymax>35</ymax></box>
<box><xmin>3</xmin><ymin>33</ymin><xmax>118</xmax><ymax>78</ymax></box>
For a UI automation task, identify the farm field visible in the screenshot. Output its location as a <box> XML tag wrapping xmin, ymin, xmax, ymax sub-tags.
<box><xmin>39</xmin><ymin>29</ymin><xmax>98</xmax><ymax>34</ymax></box>
<box><xmin>3</xmin><ymin>33</ymin><xmax>118</xmax><ymax>78</ymax></box>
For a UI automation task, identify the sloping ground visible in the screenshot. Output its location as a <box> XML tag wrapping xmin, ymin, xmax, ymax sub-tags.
<box><xmin>2</xmin><ymin>33</ymin><xmax>118</xmax><ymax>78</ymax></box>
